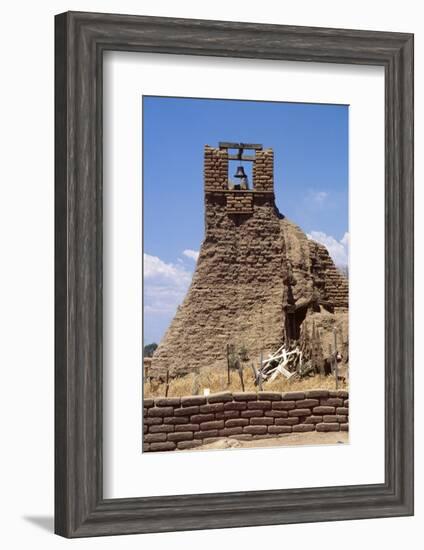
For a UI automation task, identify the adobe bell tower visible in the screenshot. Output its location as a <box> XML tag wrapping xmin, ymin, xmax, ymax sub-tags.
<box><xmin>204</xmin><ymin>142</ymin><xmax>275</xmax><ymax>218</ymax></box>
<box><xmin>150</xmin><ymin>141</ymin><xmax>349</xmax><ymax>376</ymax></box>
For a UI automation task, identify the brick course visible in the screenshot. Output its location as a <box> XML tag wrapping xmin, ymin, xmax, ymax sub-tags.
<box><xmin>143</xmin><ymin>390</ymin><xmax>349</xmax><ymax>452</ymax></box>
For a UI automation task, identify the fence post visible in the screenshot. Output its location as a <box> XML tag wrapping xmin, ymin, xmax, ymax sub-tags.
<box><xmin>226</xmin><ymin>343</ymin><xmax>231</xmax><ymax>386</ymax></box>
<box><xmin>165</xmin><ymin>369</ymin><xmax>170</xmax><ymax>397</ymax></box>
<box><xmin>333</xmin><ymin>329</ymin><xmax>338</xmax><ymax>390</ymax></box>
<box><xmin>259</xmin><ymin>351</ymin><xmax>263</xmax><ymax>391</ymax></box>
<box><xmin>238</xmin><ymin>365</ymin><xmax>245</xmax><ymax>392</ymax></box>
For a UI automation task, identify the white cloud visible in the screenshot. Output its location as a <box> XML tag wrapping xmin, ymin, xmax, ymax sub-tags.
<box><xmin>307</xmin><ymin>231</ymin><xmax>349</xmax><ymax>268</ymax></box>
<box><xmin>183</xmin><ymin>249</ymin><xmax>199</xmax><ymax>261</ymax></box>
<box><xmin>144</xmin><ymin>253</ymin><xmax>193</xmax><ymax>314</ymax></box>
<box><xmin>340</xmin><ymin>232</ymin><xmax>349</xmax><ymax>249</ymax></box>
<box><xmin>308</xmin><ymin>190</ymin><xmax>328</xmax><ymax>205</ymax></box>
<box><xmin>144</xmin><ymin>253</ymin><xmax>190</xmax><ymax>282</ymax></box>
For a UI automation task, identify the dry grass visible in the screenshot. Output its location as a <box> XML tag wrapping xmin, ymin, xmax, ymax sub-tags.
<box><xmin>144</xmin><ymin>365</ymin><xmax>348</xmax><ymax>398</ymax></box>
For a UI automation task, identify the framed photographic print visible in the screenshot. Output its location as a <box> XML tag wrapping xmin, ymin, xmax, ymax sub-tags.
<box><xmin>55</xmin><ymin>11</ymin><xmax>414</xmax><ymax>537</ymax></box>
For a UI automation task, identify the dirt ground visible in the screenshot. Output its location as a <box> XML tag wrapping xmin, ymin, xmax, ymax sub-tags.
<box><xmin>178</xmin><ymin>431</ymin><xmax>348</xmax><ymax>451</ymax></box>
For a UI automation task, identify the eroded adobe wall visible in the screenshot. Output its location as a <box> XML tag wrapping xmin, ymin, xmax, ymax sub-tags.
<box><xmin>280</xmin><ymin>217</ymin><xmax>349</xmax><ymax>356</ymax></box>
<box><xmin>151</xmin><ymin>145</ymin><xmax>288</xmax><ymax>375</ymax></box>
<box><xmin>152</xmin><ymin>193</ymin><xmax>287</xmax><ymax>375</ymax></box>
<box><xmin>308</xmin><ymin>240</ymin><xmax>349</xmax><ymax>309</ymax></box>
<box><xmin>143</xmin><ymin>390</ymin><xmax>349</xmax><ymax>452</ymax></box>
<box><xmin>280</xmin><ymin>218</ymin><xmax>348</xmax><ymax>311</ymax></box>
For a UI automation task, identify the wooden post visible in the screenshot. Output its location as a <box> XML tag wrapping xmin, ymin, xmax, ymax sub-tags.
<box><xmin>259</xmin><ymin>351</ymin><xmax>263</xmax><ymax>391</ymax></box>
<box><xmin>328</xmin><ymin>343</ymin><xmax>333</xmax><ymax>377</ymax></box>
<box><xmin>251</xmin><ymin>362</ymin><xmax>262</xmax><ymax>390</ymax></box>
<box><xmin>192</xmin><ymin>368</ymin><xmax>200</xmax><ymax>395</ymax></box>
<box><xmin>226</xmin><ymin>344</ymin><xmax>231</xmax><ymax>386</ymax></box>
<box><xmin>317</xmin><ymin>328</ymin><xmax>323</xmax><ymax>376</ymax></box>
<box><xmin>251</xmin><ymin>363</ymin><xmax>258</xmax><ymax>384</ymax></box>
<box><xmin>238</xmin><ymin>366</ymin><xmax>245</xmax><ymax>392</ymax></box>
<box><xmin>165</xmin><ymin>369</ymin><xmax>170</xmax><ymax>397</ymax></box>
<box><xmin>312</xmin><ymin>320</ymin><xmax>317</xmax><ymax>375</ymax></box>
<box><xmin>333</xmin><ymin>329</ymin><xmax>338</xmax><ymax>390</ymax></box>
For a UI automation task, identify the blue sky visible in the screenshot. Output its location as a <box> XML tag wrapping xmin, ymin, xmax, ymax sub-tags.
<box><xmin>143</xmin><ymin>96</ymin><xmax>349</xmax><ymax>344</ymax></box>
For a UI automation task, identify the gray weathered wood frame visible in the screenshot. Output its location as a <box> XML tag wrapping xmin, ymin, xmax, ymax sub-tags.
<box><xmin>55</xmin><ymin>11</ymin><xmax>414</xmax><ymax>538</ymax></box>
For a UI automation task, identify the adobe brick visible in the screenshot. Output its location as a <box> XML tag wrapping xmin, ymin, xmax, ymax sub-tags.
<box><xmin>241</xmin><ymin>410</ymin><xmax>264</xmax><ymax>418</ymax></box>
<box><xmin>149</xmin><ymin>424</ymin><xmax>174</xmax><ymax>433</ymax></box>
<box><xmin>175</xmin><ymin>406</ymin><xmax>199</xmax><ymax>416</ymax></box>
<box><xmin>257</xmin><ymin>391</ymin><xmax>282</xmax><ymax>401</ymax></box>
<box><xmin>233</xmin><ymin>392</ymin><xmax>258</xmax><ymax>401</ymax></box>
<box><xmin>293</xmin><ymin>424</ymin><xmax>315</xmax><ymax>433</ymax></box>
<box><xmin>181</xmin><ymin>396</ymin><xmax>207</xmax><ymax>406</ymax></box>
<box><xmin>155</xmin><ymin>397</ymin><xmax>181</xmax><ymax>407</ymax></box>
<box><xmin>320</xmin><ymin>398</ymin><xmax>344</xmax><ymax>407</ymax></box>
<box><xmin>207</xmin><ymin>392</ymin><xmax>233</xmax><ymax>403</ymax></box>
<box><xmin>177</xmin><ymin>440</ymin><xmax>203</xmax><ymax>450</ymax></box>
<box><xmin>144</xmin><ymin>417</ymin><xmax>162</xmax><ymax>426</ymax></box>
<box><xmin>225</xmin><ymin>418</ymin><xmax>249</xmax><ymax>428</ymax></box>
<box><xmin>247</xmin><ymin>400</ymin><xmax>271</xmax><ymax>410</ymax></box>
<box><xmin>250</xmin><ymin>417</ymin><xmax>273</xmax><ymax>426</ymax></box>
<box><xmin>288</xmin><ymin>408</ymin><xmax>312</xmax><ymax>417</ymax></box>
<box><xmin>191</xmin><ymin>414</ymin><xmax>214</xmax><ymax>423</ymax></box>
<box><xmin>149</xmin><ymin>442</ymin><xmax>176</xmax><ymax>452</ymax></box>
<box><xmin>316</xmin><ymin>423</ymin><xmax>340</xmax><ymax>432</ymax></box>
<box><xmin>243</xmin><ymin>425</ymin><xmax>267</xmax><ymax>435</ymax></box>
<box><xmin>224</xmin><ymin>401</ymin><xmax>247</xmax><ymax>411</ymax></box>
<box><xmin>219</xmin><ymin>427</ymin><xmax>243</xmax><ymax>436</ymax></box>
<box><xmin>215</xmin><ymin>411</ymin><xmax>240</xmax><ymax>420</ymax></box>
<box><xmin>268</xmin><ymin>425</ymin><xmax>292</xmax><ymax>434</ymax></box>
<box><xmin>265</xmin><ymin>410</ymin><xmax>288</xmax><ymax>418</ymax></box>
<box><xmin>144</xmin><ymin>433</ymin><xmax>167</xmax><ymax>443</ymax></box>
<box><xmin>194</xmin><ymin>429</ymin><xmax>219</xmax><ymax>439</ymax></box>
<box><xmin>282</xmin><ymin>392</ymin><xmax>305</xmax><ymax>400</ymax></box>
<box><xmin>304</xmin><ymin>415</ymin><xmax>323</xmax><ymax>424</ymax></box>
<box><xmin>272</xmin><ymin>400</ymin><xmax>296</xmax><ymax>410</ymax></box>
<box><xmin>295</xmin><ymin>399</ymin><xmax>319</xmax><ymax>408</ymax></box>
<box><xmin>165</xmin><ymin>416</ymin><xmax>189</xmax><ymax>424</ymax></box>
<box><xmin>313</xmin><ymin>406</ymin><xmax>336</xmax><ymax>415</ymax></box>
<box><xmin>199</xmin><ymin>403</ymin><xmax>224</xmax><ymax>413</ymax></box>
<box><xmin>175</xmin><ymin>423</ymin><xmax>200</xmax><ymax>432</ymax></box>
<box><xmin>329</xmin><ymin>390</ymin><xmax>349</xmax><ymax>398</ymax></box>
<box><xmin>200</xmin><ymin>420</ymin><xmax>225</xmax><ymax>430</ymax></box>
<box><xmin>275</xmin><ymin>418</ymin><xmax>298</xmax><ymax>426</ymax></box>
<box><xmin>149</xmin><ymin>407</ymin><xmax>174</xmax><ymax>417</ymax></box>
<box><xmin>305</xmin><ymin>390</ymin><xmax>329</xmax><ymax>398</ymax></box>
<box><xmin>168</xmin><ymin>431</ymin><xmax>194</xmax><ymax>442</ymax></box>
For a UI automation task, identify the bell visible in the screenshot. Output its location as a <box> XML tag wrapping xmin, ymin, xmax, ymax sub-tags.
<box><xmin>234</xmin><ymin>166</ymin><xmax>247</xmax><ymax>179</ymax></box>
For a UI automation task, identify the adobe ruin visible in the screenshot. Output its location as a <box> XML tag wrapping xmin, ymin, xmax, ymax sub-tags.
<box><xmin>150</xmin><ymin>142</ymin><xmax>348</xmax><ymax>375</ymax></box>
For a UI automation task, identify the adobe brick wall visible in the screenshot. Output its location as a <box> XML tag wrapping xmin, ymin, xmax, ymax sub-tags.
<box><xmin>143</xmin><ymin>390</ymin><xmax>349</xmax><ymax>452</ymax></box>
<box><xmin>226</xmin><ymin>190</ymin><xmax>254</xmax><ymax>214</ymax></box>
<box><xmin>253</xmin><ymin>148</ymin><xmax>274</xmax><ymax>191</ymax></box>
<box><xmin>204</xmin><ymin>145</ymin><xmax>228</xmax><ymax>191</ymax></box>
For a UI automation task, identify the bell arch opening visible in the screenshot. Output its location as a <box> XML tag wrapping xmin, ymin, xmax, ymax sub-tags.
<box><xmin>228</xmin><ymin>159</ymin><xmax>253</xmax><ymax>190</ymax></box>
